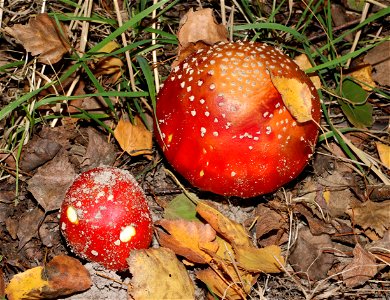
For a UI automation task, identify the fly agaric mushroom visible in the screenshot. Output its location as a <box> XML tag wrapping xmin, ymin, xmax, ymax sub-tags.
<box><xmin>155</xmin><ymin>41</ymin><xmax>321</xmax><ymax>198</ymax></box>
<box><xmin>59</xmin><ymin>167</ymin><xmax>153</xmax><ymax>271</ymax></box>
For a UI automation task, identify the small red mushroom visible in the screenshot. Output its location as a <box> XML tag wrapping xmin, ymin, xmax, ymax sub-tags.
<box><xmin>155</xmin><ymin>41</ymin><xmax>321</xmax><ymax>198</ymax></box>
<box><xmin>59</xmin><ymin>167</ymin><xmax>153</xmax><ymax>271</ymax></box>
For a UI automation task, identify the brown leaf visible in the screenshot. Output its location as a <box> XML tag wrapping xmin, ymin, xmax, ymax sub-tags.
<box><xmin>27</xmin><ymin>150</ymin><xmax>76</xmax><ymax>212</ymax></box>
<box><xmin>234</xmin><ymin>245</ymin><xmax>285</xmax><ymax>273</ymax></box>
<box><xmin>342</xmin><ymin>244</ymin><xmax>378</xmax><ymax>288</ymax></box>
<box><xmin>255</xmin><ymin>204</ymin><xmax>288</xmax><ymax>246</ymax></box>
<box><xmin>92</xmin><ymin>41</ymin><xmax>124</xmax><ymax>84</ymax></box>
<box><xmin>127</xmin><ymin>247</ymin><xmax>195</xmax><ymax>300</ymax></box>
<box><xmin>0</xmin><ymin>268</ymin><xmax>5</xmax><ymax>299</ymax></box>
<box><xmin>270</xmin><ymin>75</ymin><xmax>313</xmax><ymax>123</ymax></box>
<box><xmin>17</xmin><ymin>207</ymin><xmax>45</xmax><ymax>250</ymax></box>
<box><xmin>364</xmin><ymin>41</ymin><xmax>390</xmax><ymax>86</ymax></box>
<box><xmin>19</xmin><ymin>136</ymin><xmax>62</xmax><ymax>172</ymax></box>
<box><xmin>80</xmin><ymin>127</ymin><xmax>116</xmax><ymax>170</ymax></box>
<box><xmin>156</xmin><ymin>219</ymin><xmax>218</xmax><ymax>264</ymax></box>
<box><xmin>42</xmin><ymin>255</ymin><xmax>92</xmax><ymax>298</ymax></box>
<box><xmin>114</xmin><ymin>116</ymin><xmax>153</xmax><ymax>157</ymax></box>
<box><xmin>4</xmin><ymin>13</ymin><xmax>70</xmax><ymax>64</ymax></box>
<box><xmin>5</xmin><ymin>255</ymin><xmax>91</xmax><ymax>300</ymax></box>
<box><xmin>347</xmin><ymin>200</ymin><xmax>390</xmax><ymax>237</ymax></box>
<box><xmin>289</xmin><ymin>228</ymin><xmax>334</xmax><ymax>280</ymax></box>
<box><xmin>196</xmin><ymin>201</ymin><xmax>252</xmax><ymax>247</ymax></box>
<box><xmin>175</xmin><ymin>8</ymin><xmax>228</xmax><ymax>65</ymax></box>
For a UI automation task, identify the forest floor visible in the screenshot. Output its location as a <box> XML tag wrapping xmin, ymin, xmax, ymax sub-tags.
<box><xmin>1</xmin><ymin>0</ymin><xmax>390</xmax><ymax>299</ymax></box>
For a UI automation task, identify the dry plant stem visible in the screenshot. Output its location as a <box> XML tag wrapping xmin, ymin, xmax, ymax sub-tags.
<box><xmin>220</xmin><ymin>0</ymin><xmax>226</xmax><ymax>26</ymax></box>
<box><xmin>366</xmin><ymin>0</ymin><xmax>388</xmax><ymax>8</ymax></box>
<box><xmin>113</xmin><ymin>0</ymin><xmax>136</xmax><ymax>92</ymax></box>
<box><xmin>163</xmin><ymin>168</ymin><xmax>199</xmax><ymax>204</ymax></box>
<box><xmin>346</xmin><ymin>2</ymin><xmax>370</xmax><ymax>68</ymax></box>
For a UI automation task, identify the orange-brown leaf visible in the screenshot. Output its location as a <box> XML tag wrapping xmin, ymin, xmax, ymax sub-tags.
<box><xmin>4</xmin><ymin>13</ymin><xmax>70</xmax><ymax>64</ymax></box>
<box><xmin>196</xmin><ymin>201</ymin><xmax>252</xmax><ymax>247</ymax></box>
<box><xmin>156</xmin><ymin>219</ymin><xmax>218</xmax><ymax>264</ymax></box>
<box><xmin>114</xmin><ymin>116</ymin><xmax>153</xmax><ymax>157</ymax></box>
<box><xmin>376</xmin><ymin>142</ymin><xmax>390</xmax><ymax>169</ymax></box>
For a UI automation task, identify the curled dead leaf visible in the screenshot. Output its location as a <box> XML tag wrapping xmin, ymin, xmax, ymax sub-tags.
<box><xmin>175</xmin><ymin>8</ymin><xmax>228</xmax><ymax>66</ymax></box>
<box><xmin>376</xmin><ymin>142</ymin><xmax>390</xmax><ymax>169</ymax></box>
<box><xmin>4</xmin><ymin>13</ymin><xmax>70</xmax><ymax>64</ymax></box>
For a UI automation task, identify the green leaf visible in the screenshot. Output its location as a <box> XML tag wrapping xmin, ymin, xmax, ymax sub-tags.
<box><xmin>163</xmin><ymin>193</ymin><xmax>199</xmax><ymax>221</ymax></box>
<box><xmin>339</xmin><ymin>78</ymin><xmax>373</xmax><ymax>128</ymax></box>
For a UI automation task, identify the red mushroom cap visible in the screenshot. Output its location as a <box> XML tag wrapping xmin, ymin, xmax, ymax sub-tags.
<box><xmin>155</xmin><ymin>41</ymin><xmax>321</xmax><ymax>198</ymax></box>
<box><xmin>59</xmin><ymin>167</ymin><xmax>153</xmax><ymax>271</ymax></box>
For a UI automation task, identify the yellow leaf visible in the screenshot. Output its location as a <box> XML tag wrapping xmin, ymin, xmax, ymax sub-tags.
<box><xmin>128</xmin><ymin>247</ymin><xmax>195</xmax><ymax>300</ymax></box>
<box><xmin>114</xmin><ymin>116</ymin><xmax>153</xmax><ymax>157</ymax></box>
<box><xmin>95</xmin><ymin>41</ymin><xmax>120</xmax><ymax>56</ymax></box>
<box><xmin>294</xmin><ymin>54</ymin><xmax>322</xmax><ymax>89</ymax></box>
<box><xmin>350</xmin><ymin>65</ymin><xmax>376</xmax><ymax>91</ymax></box>
<box><xmin>5</xmin><ymin>267</ymin><xmax>48</xmax><ymax>300</ymax></box>
<box><xmin>234</xmin><ymin>244</ymin><xmax>285</xmax><ymax>273</ymax></box>
<box><xmin>376</xmin><ymin>142</ymin><xmax>390</xmax><ymax>169</ymax></box>
<box><xmin>270</xmin><ymin>76</ymin><xmax>313</xmax><ymax>123</ymax></box>
<box><xmin>196</xmin><ymin>201</ymin><xmax>252</xmax><ymax>247</ymax></box>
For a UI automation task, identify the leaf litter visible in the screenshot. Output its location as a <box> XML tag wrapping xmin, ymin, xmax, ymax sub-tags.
<box><xmin>1</xmin><ymin>1</ymin><xmax>390</xmax><ymax>300</ymax></box>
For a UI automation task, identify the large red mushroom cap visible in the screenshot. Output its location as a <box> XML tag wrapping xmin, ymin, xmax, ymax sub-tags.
<box><xmin>155</xmin><ymin>41</ymin><xmax>321</xmax><ymax>198</ymax></box>
<box><xmin>59</xmin><ymin>167</ymin><xmax>153</xmax><ymax>271</ymax></box>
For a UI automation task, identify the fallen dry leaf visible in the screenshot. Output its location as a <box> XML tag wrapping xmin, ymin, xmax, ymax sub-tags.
<box><xmin>80</xmin><ymin>127</ymin><xmax>117</xmax><ymax>170</ymax></box>
<box><xmin>114</xmin><ymin>116</ymin><xmax>153</xmax><ymax>157</ymax></box>
<box><xmin>196</xmin><ymin>201</ymin><xmax>252</xmax><ymax>248</ymax></box>
<box><xmin>289</xmin><ymin>228</ymin><xmax>335</xmax><ymax>280</ymax></box>
<box><xmin>156</xmin><ymin>219</ymin><xmax>218</xmax><ymax>264</ymax></box>
<box><xmin>127</xmin><ymin>247</ymin><xmax>195</xmax><ymax>300</ymax></box>
<box><xmin>364</xmin><ymin>41</ymin><xmax>390</xmax><ymax>86</ymax></box>
<box><xmin>376</xmin><ymin>142</ymin><xmax>390</xmax><ymax>169</ymax></box>
<box><xmin>234</xmin><ymin>244</ymin><xmax>285</xmax><ymax>273</ymax></box>
<box><xmin>342</xmin><ymin>243</ymin><xmax>378</xmax><ymax>288</ymax></box>
<box><xmin>294</xmin><ymin>53</ymin><xmax>322</xmax><ymax>89</ymax></box>
<box><xmin>5</xmin><ymin>255</ymin><xmax>91</xmax><ymax>300</ymax></box>
<box><xmin>175</xmin><ymin>8</ymin><xmax>228</xmax><ymax>65</ymax></box>
<box><xmin>196</xmin><ymin>267</ymin><xmax>252</xmax><ymax>300</ymax></box>
<box><xmin>19</xmin><ymin>136</ymin><xmax>62</xmax><ymax>172</ymax></box>
<box><xmin>17</xmin><ymin>207</ymin><xmax>45</xmax><ymax>250</ymax></box>
<box><xmin>348</xmin><ymin>65</ymin><xmax>376</xmax><ymax>91</ymax></box>
<box><xmin>92</xmin><ymin>41</ymin><xmax>124</xmax><ymax>84</ymax></box>
<box><xmin>270</xmin><ymin>76</ymin><xmax>313</xmax><ymax>123</ymax></box>
<box><xmin>4</xmin><ymin>13</ymin><xmax>70</xmax><ymax>64</ymax></box>
<box><xmin>0</xmin><ymin>268</ymin><xmax>5</xmax><ymax>299</ymax></box>
<box><xmin>27</xmin><ymin>149</ymin><xmax>76</xmax><ymax>212</ymax></box>
<box><xmin>255</xmin><ymin>204</ymin><xmax>288</xmax><ymax>247</ymax></box>
<box><xmin>347</xmin><ymin>200</ymin><xmax>390</xmax><ymax>237</ymax></box>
